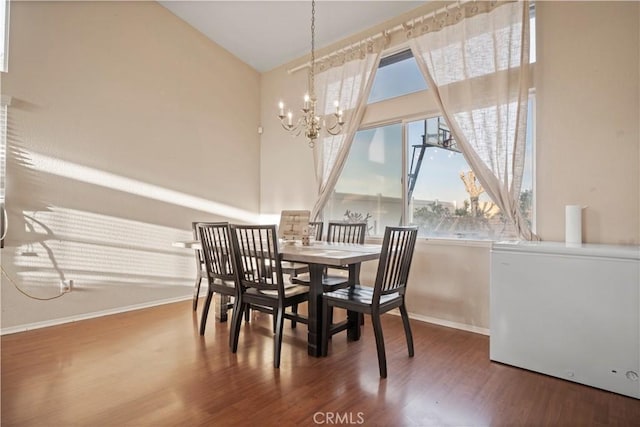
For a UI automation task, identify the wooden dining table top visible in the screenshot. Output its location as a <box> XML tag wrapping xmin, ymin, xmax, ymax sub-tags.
<box><xmin>279</xmin><ymin>241</ymin><xmax>381</xmax><ymax>266</ymax></box>
<box><xmin>173</xmin><ymin>240</ymin><xmax>382</xmax><ymax>267</ymax></box>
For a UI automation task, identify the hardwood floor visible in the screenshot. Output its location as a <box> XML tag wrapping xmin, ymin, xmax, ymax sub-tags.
<box><xmin>2</xmin><ymin>300</ymin><xmax>639</xmax><ymax>426</ymax></box>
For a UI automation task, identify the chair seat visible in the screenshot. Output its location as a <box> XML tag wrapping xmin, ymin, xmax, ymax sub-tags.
<box><xmin>324</xmin><ymin>285</ymin><xmax>399</xmax><ymax>306</ymax></box>
<box><xmin>251</xmin><ymin>284</ymin><xmax>309</xmax><ymax>298</ymax></box>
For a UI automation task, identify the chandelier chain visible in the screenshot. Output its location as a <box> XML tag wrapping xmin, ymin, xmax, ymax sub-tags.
<box><xmin>310</xmin><ymin>0</ymin><xmax>315</xmax><ymax>98</ymax></box>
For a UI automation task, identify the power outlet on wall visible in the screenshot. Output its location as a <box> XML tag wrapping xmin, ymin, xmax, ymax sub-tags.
<box><xmin>59</xmin><ymin>279</ymin><xmax>73</xmax><ymax>293</ymax></box>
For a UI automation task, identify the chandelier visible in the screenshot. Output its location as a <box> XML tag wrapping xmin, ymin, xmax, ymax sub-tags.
<box><xmin>277</xmin><ymin>0</ymin><xmax>345</xmax><ymax>148</ymax></box>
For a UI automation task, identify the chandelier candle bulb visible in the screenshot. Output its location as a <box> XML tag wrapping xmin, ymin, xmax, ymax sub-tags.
<box><xmin>287</xmin><ymin>111</ymin><xmax>293</xmax><ymax>126</ymax></box>
<box><xmin>278</xmin><ymin>102</ymin><xmax>285</xmax><ymax>117</ymax></box>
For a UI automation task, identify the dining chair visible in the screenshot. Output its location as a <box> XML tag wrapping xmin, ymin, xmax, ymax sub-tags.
<box><xmin>228</xmin><ymin>224</ymin><xmax>309</xmax><ymax>368</ymax></box>
<box><xmin>321</xmin><ymin>226</ymin><xmax>418</xmax><ymax>378</ymax></box>
<box><xmin>326</xmin><ymin>221</ymin><xmax>367</xmax><ymax>245</ymax></box>
<box><xmin>191</xmin><ymin>222</ymin><xmax>208</xmax><ymax>311</ymax></box>
<box><xmin>197</xmin><ymin>222</ymin><xmax>236</xmax><ymax>335</ymax></box>
<box><xmin>325</xmin><ymin>221</ymin><xmax>367</xmax><ymax>280</ymax></box>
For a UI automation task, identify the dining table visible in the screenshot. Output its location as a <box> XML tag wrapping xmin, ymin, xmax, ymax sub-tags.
<box><xmin>279</xmin><ymin>241</ymin><xmax>382</xmax><ymax>357</ymax></box>
<box><xmin>173</xmin><ymin>238</ymin><xmax>382</xmax><ymax>357</ymax></box>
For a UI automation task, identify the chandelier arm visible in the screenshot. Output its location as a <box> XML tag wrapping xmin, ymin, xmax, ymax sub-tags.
<box><xmin>279</xmin><ymin>116</ymin><xmax>305</xmax><ymax>133</ymax></box>
<box><xmin>326</xmin><ymin>124</ymin><xmax>344</xmax><ymax>136</ymax></box>
<box><xmin>325</xmin><ymin>113</ymin><xmax>345</xmax><ymax>130</ymax></box>
<box><xmin>280</xmin><ymin>123</ymin><xmax>293</xmax><ymax>132</ymax></box>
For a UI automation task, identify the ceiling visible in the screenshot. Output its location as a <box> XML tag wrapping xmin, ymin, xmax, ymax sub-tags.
<box><xmin>158</xmin><ymin>1</ymin><xmax>427</xmax><ymax>72</ymax></box>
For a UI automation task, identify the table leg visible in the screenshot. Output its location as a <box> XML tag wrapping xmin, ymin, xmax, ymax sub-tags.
<box><xmin>347</xmin><ymin>263</ymin><xmax>362</xmax><ymax>341</ymax></box>
<box><xmin>307</xmin><ymin>263</ymin><xmax>324</xmax><ymax>357</ymax></box>
<box><xmin>215</xmin><ymin>294</ymin><xmax>230</xmax><ymax>322</ymax></box>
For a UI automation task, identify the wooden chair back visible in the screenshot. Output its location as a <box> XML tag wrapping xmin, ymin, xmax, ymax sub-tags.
<box><xmin>229</xmin><ymin>224</ymin><xmax>285</xmax><ymax>296</ymax></box>
<box><xmin>326</xmin><ymin>222</ymin><xmax>366</xmax><ymax>244</ymax></box>
<box><xmin>197</xmin><ymin>222</ymin><xmax>235</xmax><ymax>285</ymax></box>
<box><xmin>373</xmin><ymin>226</ymin><xmax>418</xmax><ymax>301</ymax></box>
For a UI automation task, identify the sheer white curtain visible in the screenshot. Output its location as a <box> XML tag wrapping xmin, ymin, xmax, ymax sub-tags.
<box><xmin>310</xmin><ymin>49</ymin><xmax>381</xmax><ymax>221</ymax></box>
<box><xmin>409</xmin><ymin>1</ymin><xmax>537</xmax><ymax>240</ymax></box>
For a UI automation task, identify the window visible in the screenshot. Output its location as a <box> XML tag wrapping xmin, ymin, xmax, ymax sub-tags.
<box><xmin>325</xmin><ymin>124</ymin><xmax>403</xmax><ymax>236</ymax></box>
<box><xmin>0</xmin><ymin>0</ymin><xmax>8</xmax><ymax>72</ymax></box>
<box><xmin>327</xmin><ymin>113</ymin><xmax>533</xmax><ymax>239</ymax></box>
<box><xmin>407</xmin><ymin>112</ymin><xmax>534</xmax><ymax>239</ymax></box>
<box><xmin>407</xmin><ymin>117</ymin><xmax>479</xmax><ymax>238</ymax></box>
<box><xmin>367</xmin><ymin>49</ymin><xmax>427</xmax><ymax>104</ymax></box>
<box><xmin>325</xmin><ymin>4</ymin><xmax>536</xmax><ymax>239</ymax></box>
<box><xmin>367</xmin><ymin>2</ymin><xmax>534</xmax><ymax>104</ymax></box>
<box><xmin>530</xmin><ymin>3</ymin><xmax>536</xmax><ymax>64</ymax></box>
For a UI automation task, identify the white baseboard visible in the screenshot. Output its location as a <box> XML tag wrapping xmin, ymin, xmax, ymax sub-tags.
<box><xmin>0</xmin><ymin>295</ymin><xmax>193</xmax><ymax>336</ymax></box>
<box><xmin>1</xmin><ymin>294</ymin><xmax>490</xmax><ymax>337</ymax></box>
<box><xmin>388</xmin><ymin>310</ymin><xmax>490</xmax><ymax>336</ymax></box>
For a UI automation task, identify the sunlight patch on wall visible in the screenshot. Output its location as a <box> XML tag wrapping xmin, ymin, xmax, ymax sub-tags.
<box><xmin>259</xmin><ymin>213</ymin><xmax>281</xmax><ymax>225</ymax></box>
<box><xmin>23</xmin><ymin>206</ymin><xmax>191</xmax><ymax>253</ymax></box>
<box><xmin>10</xmin><ymin>207</ymin><xmax>196</xmax><ymax>296</ymax></box>
<box><xmin>28</xmin><ymin>151</ymin><xmax>259</xmax><ymax>223</ymax></box>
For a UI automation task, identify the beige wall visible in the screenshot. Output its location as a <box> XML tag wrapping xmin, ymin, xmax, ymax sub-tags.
<box><xmin>1</xmin><ymin>1</ymin><xmax>261</xmax><ymax>331</ymax></box>
<box><xmin>260</xmin><ymin>63</ymin><xmax>317</xmax><ymax>217</ymax></box>
<box><xmin>536</xmin><ymin>1</ymin><xmax>639</xmax><ymax>245</ymax></box>
<box><xmin>260</xmin><ymin>1</ymin><xmax>640</xmax><ymax>332</ymax></box>
<box><xmin>358</xmin><ymin>239</ymin><xmax>491</xmax><ymax>334</ymax></box>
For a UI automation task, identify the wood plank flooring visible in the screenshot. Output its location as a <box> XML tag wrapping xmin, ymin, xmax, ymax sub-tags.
<box><xmin>2</xmin><ymin>300</ymin><xmax>639</xmax><ymax>426</ymax></box>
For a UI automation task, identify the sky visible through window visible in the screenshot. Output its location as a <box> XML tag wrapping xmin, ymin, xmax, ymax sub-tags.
<box><xmin>335</xmin><ymin>124</ymin><xmax>403</xmax><ymax>198</ymax></box>
<box><xmin>408</xmin><ymin>120</ymin><xmax>470</xmax><ymax>204</ymax></box>
<box><xmin>368</xmin><ymin>55</ymin><xmax>426</xmax><ymax>104</ymax></box>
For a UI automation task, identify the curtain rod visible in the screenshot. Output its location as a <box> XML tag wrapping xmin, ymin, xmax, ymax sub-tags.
<box><xmin>287</xmin><ymin>0</ymin><xmax>475</xmax><ymax>74</ymax></box>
